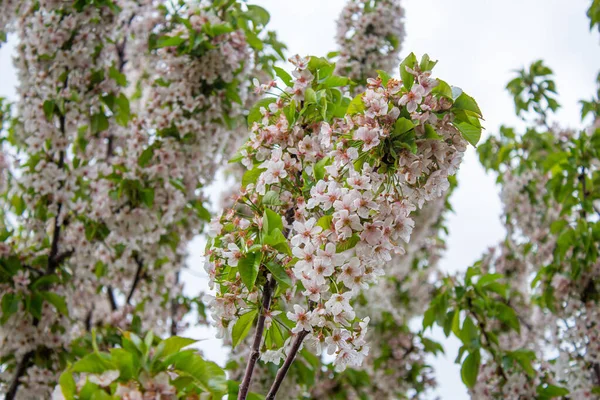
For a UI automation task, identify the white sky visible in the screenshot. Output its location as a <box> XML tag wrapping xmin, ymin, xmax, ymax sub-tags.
<box><xmin>1</xmin><ymin>0</ymin><xmax>598</xmax><ymax>398</ymax></box>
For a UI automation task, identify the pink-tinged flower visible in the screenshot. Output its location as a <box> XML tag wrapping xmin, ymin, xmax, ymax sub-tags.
<box><xmin>292</xmin><ymin>69</ymin><xmax>314</xmax><ymax>88</ymax></box>
<box><xmin>320</xmin><ymin>122</ymin><xmax>333</xmax><ymax>148</ymax></box>
<box><xmin>141</xmin><ymin>372</ymin><xmax>176</xmax><ymax>396</ymax></box>
<box><xmin>346</xmin><ymin>172</ymin><xmax>371</xmax><ymax>191</ymax></box>
<box><xmin>354</xmin><ymin>192</ymin><xmax>379</xmax><ymax>219</ymax></box>
<box><xmin>418</xmin><ymin>72</ymin><xmax>438</xmax><ymax>94</ymax></box>
<box><xmin>13</xmin><ymin>270</ymin><xmax>30</xmax><ymax>290</ymax></box>
<box><xmin>398</xmin><ymin>84</ymin><xmax>425</xmax><ymax>113</ymax></box>
<box><xmin>292</xmin><ymin>243</ymin><xmax>316</xmax><ymax>272</ymax></box>
<box><xmin>261</xmin><ymin>349</ymin><xmax>284</xmax><ymax>364</ymax></box>
<box><xmin>316</xmin><ymin>243</ymin><xmax>345</xmax><ymax>267</ymax></box>
<box><xmin>325</xmin><ymin>328</ymin><xmax>351</xmax><ymax>355</ymax></box>
<box><xmin>288</xmin><ymin>54</ymin><xmax>310</xmax><ymax>70</ymax></box>
<box><xmin>338</xmin><ymin>257</ymin><xmax>363</xmax><ymax>290</ymax></box>
<box><xmin>333</xmin><ymin>191</ymin><xmax>359</xmax><ymax>213</ymax></box>
<box><xmin>115</xmin><ymin>383</ymin><xmax>143</xmax><ymax>400</ymax></box>
<box><xmin>287</xmin><ymin>304</ymin><xmax>312</xmax><ymax>333</ymax></box>
<box><xmin>360</xmin><ymin>221</ymin><xmax>384</xmax><ymax>245</ymax></box>
<box><xmin>353</xmin><ymin>126</ymin><xmax>381</xmax><ymax>151</ymax></box>
<box><xmin>223</xmin><ymin>243</ymin><xmax>243</xmax><ymax>267</ymax></box>
<box><xmin>263</xmin><ymin>160</ymin><xmax>287</xmax><ymax>185</ymax></box>
<box><xmin>333</xmin><ymin>209</ymin><xmax>363</xmax><ymax>239</ymax></box>
<box><xmin>88</xmin><ymin>370</ymin><xmax>120</xmax><ymax>387</ymax></box>
<box><xmin>325</xmin><ymin>291</ymin><xmax>353</xmax><ymax>316</ymax></box>
<box><xmin>311</xmin><ymin>257</ymin><xmax>335</xmax><ymax>285</ymax></box>
<box><xmin>292</xmin><ymin>218</ymin><xmax>322</xmax><ymax>246</ymax></box>
<box><xmin>302</xmin><ymin>279</ymin><xmax>325</xmax><ymax>302</ymax></box>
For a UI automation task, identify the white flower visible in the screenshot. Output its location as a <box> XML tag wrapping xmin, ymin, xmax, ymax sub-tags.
<box><xmin>287</xmin><ymin>304</ymin><xmax>312</xmax><ymax>333</ymax></box>
<box><xmin>88</xmin><ymin>370</ymin><xmax>120</xmax><ymax>387</ymax></box>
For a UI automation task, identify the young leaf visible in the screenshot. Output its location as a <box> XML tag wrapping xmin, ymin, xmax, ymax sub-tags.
<box><xmin>238</xmin><ymin>253</ymin><xmax>260</xmax><ymax>290</ymax></box>
<box><xmin>265</xmin><ymin>260</ymin><xmax>292</xmax><ymax>288</ymax></box>
<box><xmin>399</xmin><ymin>52</ymin><xmax>417</xmax><ymax>90</ymax></box>
<box><xmin>460</xmin><ymin>350</ymin><xmax>481</xmax><ymax>388</ymax></box>
<box><xmin>232</xmin><ymin>309</ymin><xmax>258</xmax><ymax>348</ymax></box>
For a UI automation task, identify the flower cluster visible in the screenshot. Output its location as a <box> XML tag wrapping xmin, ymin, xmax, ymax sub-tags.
<box><xmin>427</xmin><ymin>61</ymin><xmax>600</xmax><ymax>399</ymax></box>
<box><xmin>335</xmin><ymin>0</ymin><xmax>405</xmax><ymax>89</ymax></box>
<box><xmin>0</xmin><ymin>0</ymin><xmax>278</xmax><ymax>398</ymax></box>
<box><xmin>206</xmin><ymin>52</ymin><xmax>481</xmax><ymax>391</ymax></box>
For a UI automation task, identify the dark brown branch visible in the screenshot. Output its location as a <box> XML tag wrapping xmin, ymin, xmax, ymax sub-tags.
<box><xmin>126</xmin><ymin>255</ymin><xmax>144</xmax><ymax>305</ymax></box>
<box><xmin>266</xmin><ymin>330</ymin><xmax>309</xmax><ymax>400</ymax></box>
<box><xmin>238</xmin><ymin>276</ymin><xmax>276</xmax><ymax>400</ymax></box>
<box><xmin>5</xmin><ymin>351</ymin><xmax>33</xmax><ymax>400</ymax></box>
<box><xmin>107</xmin><ymin>287</ymin><xmax>118</xmax><ymax>311</ymax></box>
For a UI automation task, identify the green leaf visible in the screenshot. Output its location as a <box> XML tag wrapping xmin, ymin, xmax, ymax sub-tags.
<box><xmin>399</xmin><ymin>52</ymin><xmax>418</xmax><ymax>90</ymax></box>
<box><xmin>454</xmin><ymin>92</ymin><xmax>482</xmax><ymax>117</ymax></box>
<box><xmin>58</xmin><ymin>371</ymin><xmax>76</xmax><ymax>400</ymax></box>
<box><xmin>419</xmin><ymin>53</ymin><xmax>438</xmax><ymax>71</ymax></box>
<box><xmin>393</xmin><ymin>117</ymin><xmax>414</xmax><ymax>135</ymax></box>
<box><xmin>347</xmin><ymin>93</ymin><xmax>365</xmax><ymax>115</ymax></box>
<box><xmin>451</xmin><ymin>309</ymin><xmax>461</xmax><ymax>337</ymax></box>
<box><xmin>90</xmin><ymin>113</ymin><xmax>109</xmax><ymax>134</ymax></box>
<box><xmin>477</xmin><ymin>273</ymin><xmax>503</xmax><ymax>288</ymax></box>
<box><xmin>265</xmin><ymin>260</ymin><xmax>292</xmax><ymax>288</ymax></box>
<box><xmin>376</xmin><ymin>70</ymin><xmax>391</xmax><ymax>86</ymax></box>
<box><xmin>160</xmin><ymin>336</ymin><xmax>197</xmax><ymax>358</ymax></box>
<box><xmin>316</xmin><ymin>215</ymin><xmax>333</xmax><ymax>230</ymax></box>
<box><xmin>248</xmin><ymin>98</ymin><xmax>276</xmax><ymax>127</ymax></box>
<box><xmin>273</xmin><ymin>67</ymin><xmax>293</xmax><ymax>87</ymax></box>
<box><xmin>43</xmin><ymin>100</ymin><xmax>56</xmax><ymax>121</ymax></box>
<box><xmin>263</xmin><ymin>228</ymin><xmax>288</xmax><ymax>247</ymax></box>
<box><xmin>109</xmin><ymin>348</ymin><xmax>135</xmax><ymax>381</ymax></box>
<box><xmin>323</xmin><ymin>75</ymin><xmax>349</xmax><ymax>88</ymax></box>
<box><xmin>246</xmin><ymin>5</ymin><xmax>270</xmax><ymax>26</ymax></box>
<box><xmin>40</xmin><ymin>291</ymin><xmax>69</xmax><ymax>316</ymax></box>
<box><xmin>238</xmin><ymin>253</ymin><xmax>260</xmax><ymax>290</ymax></box>
<box><xmin>496</xmin><ymin>302</ymin><xmax>520</xmax><ymax>333</ymax></box>
<box><xmin>424</xmin><ymin>124</ymin><xmax>443</xmax><ymax>140</ymax></box>
<box><xmin>72</xmin><ymin>353</ymin><xmax>115</xmax><ymax>374</ymax></box>
<box><xmin>314</xmin><ymin>157</ymin><xmax>330</xmax><ymax>181</ymax></box>
<box><xmin>156</xmin><ymin>35</ymin><xmax>186</xmax><ymax>48</ymax></box>
<box><xmin>91</xmin><ymin>390</ymin><xmax>113</xmax><ymax>400</ymax></box>
<box><xmin>335</xmin><ymin>234</ymin><xmax>360</xmax><ymax>252</ymax></box>
<box><xmin>109</xmin><ymin>66</ymin><xmax>127</xmax><ymax>87</ymax></box>
<box><xmin>461</xmin><ymin>350</ymin><xmax>480</xmax><ymax>388</ymax></box>
<box><xmin>140</xmin><ymin>188</ymin><xmax>155</xmax><ymax>208</ymax></box>
<box><xmin>432</xmin><ymin>79</ymin><xmax>453</xmax><ymax>99</ymax></box>
<box><xmin>242</xmin><ymin>165</ymin><xmax>265</xmax><ymax>187</ymax></box>
<box><xmin>536</xmin><ymin>384</ymin><xmax>570</xmax><ymax>398</ymax></box>
<box><xmin>304</xmin><ymin>88</ymin><xmax>317</xmax><ymax>105</ymax></box>
<box><xmin>263</xmin><ymin>190</ymin><xmax>283</xmax><ymax>206</ymax></box>
<box><xmin>456</xmin><ymin>121</ymin><xmax>481</xmax><ymax>147</ymax></box>
<box><xmin>1</xmin><ymin>293</ymin><xmax>20</xmax><ymax>322</ymax></box>
<box><xmin>460</xmin><ymin>316</ymin><xmax>479</xmax><ymax>347</ymax></box>
<box><xmin>232</xmin><ymin>309</ymin><xmax>258</xmax><ymax>348</ymax></box>
<box><xmin>263</xmin><ymin>208</ymin><xmax>283</xmax><ymax>234</ymax></box>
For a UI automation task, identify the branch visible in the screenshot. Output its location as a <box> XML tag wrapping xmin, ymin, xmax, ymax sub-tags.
<box><xmin>266</xmin><ymin>330</ymin><xmax>309</xmax><ymax>400</ymax></box>
<box><xmin>107</xmin><ymin>287</ymin><xmax>118</xmax><ymax>311</ymax></box>
<box><xmin>239</xmin><ymin>205</ymin><xmax>297</xmax><ymax>399</ymax></box>
<box><xmin>238</xmin><ymin>276</ymin><xmax>276</xmax><ymax>400</ymax></box>
<box><xmin>126</xmin><ymin>255</ymin><xmax>144</xmax><ymax>306</ymax></box>
<box><xmin>5</xmin><ymin>351</ymin><xmax>33</xmax><ymax>400</ymax></box>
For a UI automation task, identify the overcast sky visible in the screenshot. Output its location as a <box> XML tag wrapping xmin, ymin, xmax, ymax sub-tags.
<box><xmin>1</xmin><ymin>0</ymin><xmax>598</xmax><ymax>398</ymax></box>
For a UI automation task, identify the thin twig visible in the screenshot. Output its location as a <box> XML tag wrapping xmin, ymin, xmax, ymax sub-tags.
<box><xmin>126</xmin><ymin>255</ymin><xmax>144</xmax><ymax>305</ymax></box>
<box><xmin>238</xmin><ymin>276</ymin><xmax>276</xmax><ymax>400</ymax></box>
<box><xmin>266</xmin><ymin>330</ymin><xmax>309</xmax><ymax>400</ymax></box>
<box><xmin>5</xmin><ymin>351</ymin><xmax>33</xmax><ymax>400</ymax></box>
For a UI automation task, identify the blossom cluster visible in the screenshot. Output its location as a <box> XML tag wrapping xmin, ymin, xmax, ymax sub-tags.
<box><xmin>450</xmin><ymin>62</ymin><xmax>600</xmax><ymax>398</ymax></box>
<box><xmin>0</xmin><ymin>0</ymin><xmax>277</xmax><ymax>397</ymax></box>
<box><xmin>335</xmin><ymin>0</ymin><xmax>405</xmax><ymax>89</ymax></box>
<box><xmin>206</xmin><ymin>52</ymin><xmax>480</xmax><ymax>378</ymax></box>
